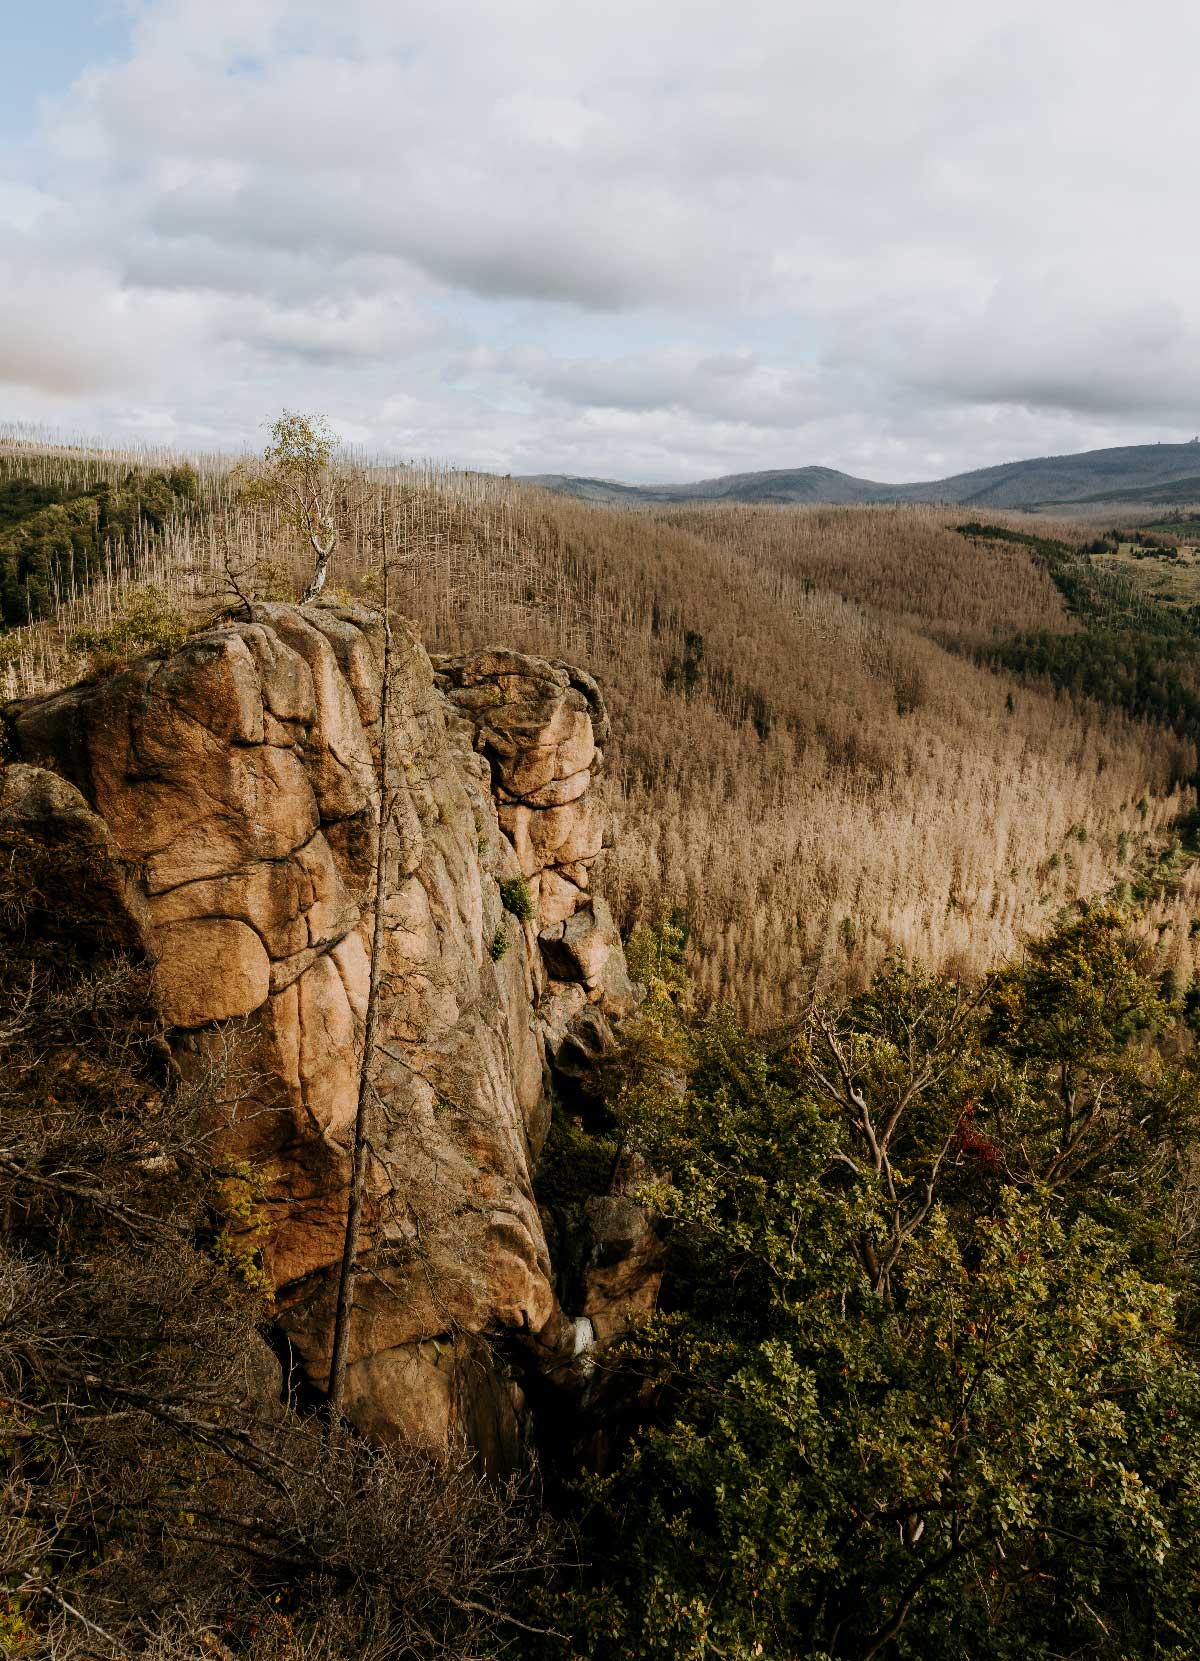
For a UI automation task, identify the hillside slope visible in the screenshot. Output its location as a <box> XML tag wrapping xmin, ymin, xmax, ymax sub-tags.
<box><xmin>528</xmin><ymin>464</ymin><xmax>891</xmax><ymax>506</ymax></box>
<box><xmin>5</xmin><ymin>448</ymin><xmax>1196</xmax><ymax>1025</ymax></box>
<box><xmin>531</xmin><ymin>440</ymin><xmax>1200</xmax><ymax>508</ymax></box>
<box><xmin>9</xmin><ymin>531</ymin><xmax>1200</xmax><ymax>1661</ymax></box>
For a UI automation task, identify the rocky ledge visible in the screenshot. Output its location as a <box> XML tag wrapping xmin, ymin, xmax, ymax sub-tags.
<box><xmin>4</xmin><ymin>601</ymin><xmax>659</xmax><ymax>1462</ymax></box>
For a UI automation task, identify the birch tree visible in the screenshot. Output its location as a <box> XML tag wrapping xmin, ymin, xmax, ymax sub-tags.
<box><xmin>246</xmin><ymin>410</ymin><xmax>341</xmax><ymax>601</ymax></box>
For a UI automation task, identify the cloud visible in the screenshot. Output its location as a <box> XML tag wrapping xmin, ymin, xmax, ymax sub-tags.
<box><xmin>0</xmin><ymin>247</ymin><xmax>202</xmax><ymax>396</ymax></box>
<box><xmin>4</xmin><ymin>0</ymin><xmax>1200</xmax><ymax>476</ymax></box>
<box><xmin>464</xmin><ymin>344</ymin><xmax>826</xmax><ymax>431</ymax></box>
<box><xmin>0</xmin><ymin>179</ymin><xmax>55</xmax><ymax>233</ymax></box>
<box><xmin>834</xmin><ymin>283</ymin><xmax>1200</xmax><ymax>424</ymax></box>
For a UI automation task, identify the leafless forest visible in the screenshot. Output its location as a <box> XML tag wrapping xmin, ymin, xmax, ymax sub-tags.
<box><xmin>4</xmin><ymin>439</ymin><xmax>1197</xmax><ymax>1024</ymax></box>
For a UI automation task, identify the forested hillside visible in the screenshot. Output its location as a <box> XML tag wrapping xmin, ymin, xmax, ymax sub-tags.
<box><xmin>3</xmin><ymin>439</ymin><xmax>1200</xmax><ymax>1022</ymax></box>
<box><xmin>0</xmin><ymin>462</ymin><xmax>197</xmax><ymax>624</ymax></box>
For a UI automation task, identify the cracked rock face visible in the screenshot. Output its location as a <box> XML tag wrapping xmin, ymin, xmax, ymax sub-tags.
<box><xmin>434</xmin><ymin>650</ymin><xmax>613</xmax><ymax>929</ymax></box>
<box><xmin>6</xmin><ymin>602</ymin><xmax>649</xmax><ymax>1458</ymax></box>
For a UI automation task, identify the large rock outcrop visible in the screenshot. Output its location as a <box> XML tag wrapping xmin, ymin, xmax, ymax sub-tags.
<box><xmin>4</xmin><ymin>601</ymin><xmax>654</xmax><ymax>1457</ymax></box>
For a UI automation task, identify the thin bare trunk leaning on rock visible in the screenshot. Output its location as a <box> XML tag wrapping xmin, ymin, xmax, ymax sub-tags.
<box><xmin>326</xmin><ymin>553</ymin><xmax>395</xmax><ymax>1423</ymax></box>
<box><xmin>0</xmin><ymin>681</ymin><xmax>554</xmax><ymax>1658</ymax></box>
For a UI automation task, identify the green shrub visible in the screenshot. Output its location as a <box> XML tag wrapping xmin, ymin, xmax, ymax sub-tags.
<box><xmin>68</xmin><ymin>584</ymin><xmax>191</xmax><ymax>674</ymax></box>
<box><xmin>0</xmin><ymin>469</ymin><xmax>198</xmax><ymax>625</ymax></box>
<box><xmin>534</xmin><ymin>912</ymin><xmax>1200</xmax><ymax>1660</ymax></box>
<box><xmin>499</xmin><ymin>875</ymin><xmax>534</xmax><ymax>922</ymax></box>
<box><xmin>489</xmin><ymin>922</ymin><xmax>510</xmax><ymax>961</ymax></box>
<box><xmin>253</xmin><ymin>557</ymin><xmax>296</xmax><ymax>600</ymax></box>
<box><xmin>534</xmin><ymin>1103</ymin><xmax>618</xmax><ymax>1214</ymax></box>
<box><xmin>624</xmin><ymin>903</ymin><xmax>689</xmax><ymax>994</ymax></box>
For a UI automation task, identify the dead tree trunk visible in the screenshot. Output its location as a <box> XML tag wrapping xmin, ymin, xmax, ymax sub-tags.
<box><xmin>326</xmin><ymin>559</ymin><xmax>393</xmax><ymax>1424</ymax></box>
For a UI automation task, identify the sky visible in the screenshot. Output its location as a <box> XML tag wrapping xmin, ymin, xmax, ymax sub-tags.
<box><xmin>2</xmin><ymin>0</ymin><xmax>1200</xmax><ymax>483</ymax></box>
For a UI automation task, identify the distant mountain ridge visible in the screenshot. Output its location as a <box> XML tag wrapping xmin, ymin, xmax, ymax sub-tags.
<box><xmin>528</xmin><ymin>441</ymin><xmax>1200</xmax><ymax>509</ymax></box>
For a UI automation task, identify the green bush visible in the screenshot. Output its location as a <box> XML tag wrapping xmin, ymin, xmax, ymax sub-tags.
<box><xmin>531</xmin><ymin>910</ymin><xmax>1200</xmax><ymax>1660</ymax></box>
<box><xmin>535</xmin><ymin>1104</ymin><xmax>618</xmax><ymax>1214</ymax></box>
<box><xmin>68</xmin><ymin>584</ymin><xmax>191</xmax><ymax>673</ymax></box>
<box><xmin>499</xmin><ymin>874</ymin><xmax>535</xmax><ymax>922</ymax></box>
<box><xmin>0</xmin><ymin>468</ymin><xmax>198</xmax><ymax>625</ymax></box>
<box><xmin>253</xmin><ymin>556</ymin><xmax>297</xmax><ymax>600</ymax></box>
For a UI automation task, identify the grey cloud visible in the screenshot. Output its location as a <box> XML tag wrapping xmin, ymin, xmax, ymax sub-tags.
<box><xmin>143</xmin><ymin>166</ymin><xmax>736</xmax><ymax>311</ymax></box>
<box><xmin>6</xmin><ymin>0</ymin><xmax>1200</xmax><ymax>475</ymax></box>
<box><xmin>236</xmin><ymin>297</ymin><xmax>460</xmax><ymax>366</ymax></box>
<box><xmin>833</xmin><ymin>289</ymin><xmax>1200</xmax><ymax>424</ymax></box>
<box><xmin>490</xmin><ymin>346</ymin><xmax>826</xmax><ymax>430</ymax></box>
<box><xmin>0</xmin><ymin>251</ymin><xmax>198</xmax><ymax>396</ymax></box>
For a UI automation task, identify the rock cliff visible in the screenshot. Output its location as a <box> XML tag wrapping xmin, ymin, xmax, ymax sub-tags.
<box><xmin>4</xmin><ymin>600</ymin><xmax>655</xmax><ymax>1459</ymax></box>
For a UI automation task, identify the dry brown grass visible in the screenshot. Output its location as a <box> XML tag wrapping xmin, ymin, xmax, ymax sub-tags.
<box><xmin>3</xmin><ymin>447</ymin><xmax>1197</xmax><ymax>1023</ymax></box>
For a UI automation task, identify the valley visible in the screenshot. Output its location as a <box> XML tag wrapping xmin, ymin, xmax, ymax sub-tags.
<box><xmin>6</xmin><ymin>439</ymin><xmax>1200</xmax><ymax>1022</ymax></box>
<box><xmin>7</xmin><ymin>430</ymin><xmax>1200</xmax><ymax>1659</ymax></box>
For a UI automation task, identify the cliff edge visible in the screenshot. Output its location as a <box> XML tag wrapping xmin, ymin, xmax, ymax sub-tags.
<box><xmin>4</xmin><ymin>600</ymin><xmax>652</xmax><ymax>1460</ymax></box>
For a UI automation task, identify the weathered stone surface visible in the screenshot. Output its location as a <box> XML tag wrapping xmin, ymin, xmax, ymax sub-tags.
<box><xmin>0</xmin><ymin>758</ymin><xmax>98</xmax><ymax>828</ymax></box>
<box><xmin>7</xmin><ymin>603</ymin><xmax>651</xmax><ymax>1459</ymax></box>
<box><xmin>541</xmin><ymin>902</ymin><xmax>613</xmax><ymax>985</ymax></box>
<box><xmin>152</xmin><ymin>916</ymin><xmax>271</xmax><ymax>1028</ymax></box>
<box><xmin>343</xmin><ymin>1341</ymin><xmax>456</xmax><ymax>1449</ymax></box>
<box><xmin>538</xmin><ymin>980</ymin><xmax>590</xmax><ymax>1063</ymax></box>
<box><xmin>540</xmin><ymin>897</ymin><xmax>642</xmax><ymax>1019</ymax></box>
<box><xmin>578</xmin><ymin>1193</ymin><xmax>666</xmax><ymax>1344</ymax></box>
<box><xmin>436</xmin><ymin>651</ymin><xmax>613</xmax><ymax>930</ymax></box>
<box><xmin>538</xmin><ymin>868</ymin><xmax>585</xmax><ymax>927</ymax></box>
<box><xmin>343</xmin><ymin>1334</ymin><xmax>526</xmax><ymax>1470</ymax></box>
<box><xmin>0</xmin><ymin>761</ymin><xmax>151</xmax><ymax>947</ymax></box>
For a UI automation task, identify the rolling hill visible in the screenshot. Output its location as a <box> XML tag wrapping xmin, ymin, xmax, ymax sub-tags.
<box><xmin>529</xmin><ymin>440</ymin><xmax>1200</xmax><ymax>509</ymax></box>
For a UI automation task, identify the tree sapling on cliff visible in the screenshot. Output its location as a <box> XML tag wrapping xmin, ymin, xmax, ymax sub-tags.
<box><xmin>238</xmin><ymin>410</ymin><xmax>342</xmax><ymax>602</ymax></box>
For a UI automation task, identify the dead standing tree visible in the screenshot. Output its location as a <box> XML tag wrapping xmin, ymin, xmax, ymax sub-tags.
<box><xmin>326</xmin><ymin>548</ymin><xmax>396</xmax><ymax>1423</ymax></box>
<box><xmin>798</xmin><ymin>978</ymin><xmax>991</xmax><ymax>1296</ymax></box>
